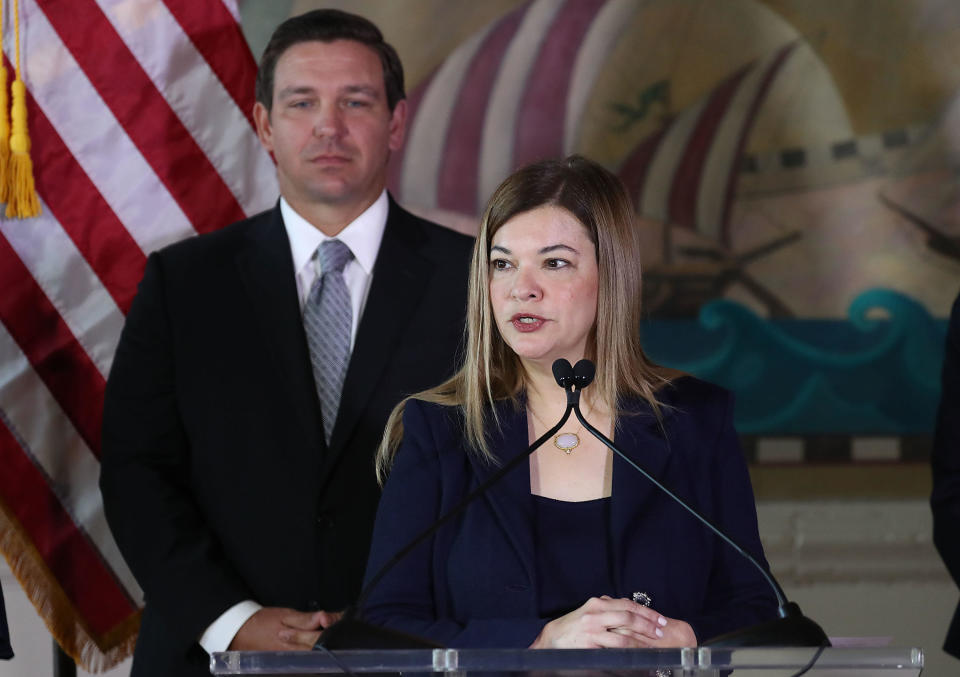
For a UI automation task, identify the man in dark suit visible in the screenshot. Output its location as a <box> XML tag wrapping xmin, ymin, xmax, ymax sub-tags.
<box><xmin>99</xmin><ymin>10</ymin><xmax>473</xmax><ymax>676</ymax></box>
<box><xmin>933</xmin><ymin>289</ymin><xmax>960</xmax><ymax>660</ymax></box>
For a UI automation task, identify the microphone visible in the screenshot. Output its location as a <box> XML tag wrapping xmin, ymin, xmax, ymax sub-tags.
<box><xmin>572</xmin><ymin>358</ymin><xmax>595</xmax><ymax>389</ymax></box>
<box><xmin>315</xmin><ymin>359</ymin><xmax>582</xmax><ymax>650</ymax></box>
<box><xmin>567</xmin><ymin>358</ymin><xmax>829</xmax><ymax>648</ymax></box>
<box><xmin>552</xmin><ymin>357</ymin><xmax>576</xmax><ymax>389</ymax></box>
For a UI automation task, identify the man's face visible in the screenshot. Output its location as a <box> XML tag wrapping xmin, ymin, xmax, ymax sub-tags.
<box><xmin>254</xmin><ymin>39</ymin><xmax>406</xmax><ymax>215</ymax></box>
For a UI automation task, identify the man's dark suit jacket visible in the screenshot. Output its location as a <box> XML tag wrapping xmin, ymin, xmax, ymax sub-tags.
<box><xmin>933</xmin><ymin>290</ymin><xmax>960</xmax><ymax>659</ymax></box>
<box><xmin>100</xmin><ymin>197</ymin><xmax>473</xmax><ymax>677</ymax></box>
<box><xmin>0</xmin><ymin>581</ymin><xmax>11</xmax><ymax>659</ymax></box>
<box><xmin>363</xmin><ymin>377</ymin><xmax>778</xmax><ymax>647</ymax></box>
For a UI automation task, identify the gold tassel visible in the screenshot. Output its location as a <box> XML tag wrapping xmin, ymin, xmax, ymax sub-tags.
<box><xmin>7</xmin><ymin>78</ymin><xmax>39</xmax><ymax>217</ymax></box>
<box><xmin>5</xmin><ymin>0</ymin><xmax>39</xmax><ymax>218</ymax></box>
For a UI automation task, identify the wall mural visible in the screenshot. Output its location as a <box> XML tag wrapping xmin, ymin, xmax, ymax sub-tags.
<box><xmin>285</xmin><ymin>0</ymin><xmax>960</xmax><ymax>463</ymax></box>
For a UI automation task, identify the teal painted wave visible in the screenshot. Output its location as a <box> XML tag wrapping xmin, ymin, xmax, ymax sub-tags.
<box><xmin>639</xmin><ymin>289</ymin><xmax>947</xmax><ymax>435</ymax></box>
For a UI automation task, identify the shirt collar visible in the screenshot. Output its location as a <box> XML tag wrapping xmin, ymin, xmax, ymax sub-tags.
<box><xmin>281</xmin><ymin>190</ymin><xmax>389</xmax><ymax>276</ymax></box>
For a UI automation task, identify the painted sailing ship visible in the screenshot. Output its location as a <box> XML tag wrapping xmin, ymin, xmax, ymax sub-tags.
<box><xmin>387</xmin><ymin>0</ymin><xmax>802</xmax><ymax>317</ymax></box>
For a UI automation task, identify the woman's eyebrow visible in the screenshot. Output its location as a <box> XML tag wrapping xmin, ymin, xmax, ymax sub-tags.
<box><xmin>490</xmin><ymin>243</ymin><xmax>579</xmax><ymax>255</ymax></box>
<box><xmin>539</xmin><ymin>243</ymin><xmax>578</xmax><ymax>255</ymax></box>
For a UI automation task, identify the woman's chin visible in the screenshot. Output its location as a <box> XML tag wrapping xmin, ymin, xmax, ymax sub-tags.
<box><xmin>515</xmin><ymin>349</ymin><xmax>573</xmax><ymax>370</ymax></box>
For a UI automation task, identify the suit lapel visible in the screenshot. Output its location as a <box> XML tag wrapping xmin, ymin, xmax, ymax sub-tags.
<box><xmin>322</xmin><ymin>200</ymin><xmax>432</xmax><ymax>472</ymax></box>
<box><xmin>467</xmin><ymin>401</ymin><xmax>537</xmax><ymax>582</ymax></box>
<box><xmin>609</xmin><ymin>399</ymin><xmax>675</xmax><ymax>593</ymax></box>
<box><xmin>235</xmin><ymin>206</ymin><xmax>324</xmax><ymax>454</ymax></box>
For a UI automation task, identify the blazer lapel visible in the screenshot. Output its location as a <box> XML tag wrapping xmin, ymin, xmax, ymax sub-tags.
<box><xmin>467</xmin><ymin>401</ymin><xmax>537</xmax><ymax>583</ymax></box>
<box><xmin>609</xmin><ymin>398</ymin><xmax>675</xmax><ymax>593</ymax></box>
<box><xmin>235</xmin><ymin>206</ymin><xmax>324</xmax><ymax>455</ymax></box>
<box><xmin>322</xmin><ymin>199</ymin><xmax>432</xmax><ymax>470</ymax></box>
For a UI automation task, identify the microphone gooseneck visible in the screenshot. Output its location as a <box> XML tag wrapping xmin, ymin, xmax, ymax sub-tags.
<box><xmin>569</xmin><ymin>359</ymin><xmax>829</xmax><ymax>648</ymax></box>
<box><xmin>319</xmin><ymin>358</ymin><xmax>827</xmax><ymax>650</ymax></box>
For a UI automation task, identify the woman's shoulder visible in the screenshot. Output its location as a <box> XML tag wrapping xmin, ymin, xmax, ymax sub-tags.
<box><xmin>404</xmin><ymin>397</ymin><xmax>461</xmax><ymax>419</ymax></box>
<box><xmin>621</xmin><ymin>375</ymin><xmax>734</xmax><ymax>434</ymax></box>
<box><xmin>401</xmin><ymin>398</ymin><xmax>465</xmax><ymax>442</ymax></box>
<box><xmin>656</xmin><ymin>374</ymin><xmax>732</xmax><ymax>412</ymax></box>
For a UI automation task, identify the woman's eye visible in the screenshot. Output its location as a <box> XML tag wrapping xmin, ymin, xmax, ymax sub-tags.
<box><xmin>545</xmin><ymin>258</ymin><xmax>569</xmax><ymax>269</ymax></box>
<box><xmin>490</xmin><ymin>259</ymin><xmax>512</xmax><ymax>271</ymax></box>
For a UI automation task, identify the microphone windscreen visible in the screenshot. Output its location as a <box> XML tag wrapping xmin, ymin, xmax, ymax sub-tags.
<box><xmin>573</xmin><ymin>359</ymin><xmax>596</xmax><ymax>388</ymax></box>
<box><xmin>552</xmin><ymin>359</ymin><xmax>574</xmax><ymax>388</ymax></box>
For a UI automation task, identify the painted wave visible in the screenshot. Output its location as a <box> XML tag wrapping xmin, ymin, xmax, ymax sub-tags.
<box><xmin>639</xmin><ymin>288</ymin><xmax>947</xmax><ymax>435</ymax></box>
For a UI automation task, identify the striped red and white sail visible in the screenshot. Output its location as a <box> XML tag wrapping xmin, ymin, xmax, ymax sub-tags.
<box><xmin>0</xmin><ymin>0</ymin><xmax>276</xmax><ymax>670</ymax></box>
<box><xmin>619</xmin><ymin>43</ymin><xmax>796</xmax><ymax>246</ymax></box>
<box><xmin>389</xmin><ymin>0</ymin><xmax>794</xmax><ymax>247</ymax></box>
<box><xmin>389</xmin><ymin>0</ymin><xmax>637</xmax><ymax>215</ymax></box>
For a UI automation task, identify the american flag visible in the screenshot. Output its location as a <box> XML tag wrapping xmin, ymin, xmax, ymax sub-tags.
<box><xmin>0</xmin><ymin>0</ymin><xmax>276</xmax><ymax>670</ymax></box>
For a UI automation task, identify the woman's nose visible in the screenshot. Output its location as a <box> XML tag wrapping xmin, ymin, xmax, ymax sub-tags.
<box><xmin>511</xmin><ymin>270</ymin><xmax>542</xmax><ymax>301</ymax></box>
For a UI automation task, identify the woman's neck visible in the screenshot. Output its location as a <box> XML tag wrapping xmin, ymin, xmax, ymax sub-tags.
<box><xmin>522</xmin><ymin>359</ymin><xmax>606</xmax><ymax>421</ymax></box>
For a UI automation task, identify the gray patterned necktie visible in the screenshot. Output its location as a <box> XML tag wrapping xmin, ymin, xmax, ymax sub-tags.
<box><xmin>304</xmin><ymin>239</ymin><xmax>354</xmax><ymax>445</ymax></box>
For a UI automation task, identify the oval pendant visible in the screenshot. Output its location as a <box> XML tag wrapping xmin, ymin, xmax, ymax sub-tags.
<box><xmin>553</xmin><ymin>432</ymin><xmax>580</xmax><ymax>454</ymax></box>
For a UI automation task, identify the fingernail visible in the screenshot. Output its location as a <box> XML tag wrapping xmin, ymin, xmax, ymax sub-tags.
<box><xmin>658</xmin><ymin>616</ymin><xmax>667</xmax><ymax>626</ymax></box>
<box><xmin>278</xmin><ymin>631</ymin><xmax>291</xmax><ymax>641</ymax></box>
<box><xmin>655</xmin><ymin>628</ymin><xmax>664</xmax><ymax>638</ymax></box>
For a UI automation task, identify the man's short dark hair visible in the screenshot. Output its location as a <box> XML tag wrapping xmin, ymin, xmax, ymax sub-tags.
<box><xmin>255</xmin><ymin>9</ymin><xmax>406</xmax><ymax>112</ymax></box>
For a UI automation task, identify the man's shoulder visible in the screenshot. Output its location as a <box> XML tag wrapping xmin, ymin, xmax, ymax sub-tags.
<box><xmin>154</xmin><ymin>207</ymin><xmax>277</xmax><ymax>266</ymax></box>
<box><xmin>386</xmin><ymin>198</ymin><xmax>474</xmax><ymax>256</ymax></box>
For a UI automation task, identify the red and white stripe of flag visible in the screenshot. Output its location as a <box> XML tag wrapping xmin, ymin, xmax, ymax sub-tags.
<box><xmin>0</xmin><ymin>0</ymin><xmax>276</xmax><ymax>670</ymax></box>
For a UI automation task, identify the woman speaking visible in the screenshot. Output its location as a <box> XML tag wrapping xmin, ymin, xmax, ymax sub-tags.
<box><xmin>362</xmin><ymin>155</ymin><xmax>778</xmax><ymax>648</ymax></box>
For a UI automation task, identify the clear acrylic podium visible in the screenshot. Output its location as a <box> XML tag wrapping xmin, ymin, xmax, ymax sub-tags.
<box><xmin>211</xmin><ymin>647</ymin><xmax>923</xmax><ymax>676</ymax></box>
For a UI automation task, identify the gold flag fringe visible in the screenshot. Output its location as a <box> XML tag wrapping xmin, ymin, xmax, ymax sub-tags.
<box><xmin>4</xmin><ymin>0</ymin><xmax>39</xmax><ymax>218</ymax></box>
<box><xmin>0</xmin><ymin>500</ymin><xmax>140</xmax><ymax>672</ymax></box>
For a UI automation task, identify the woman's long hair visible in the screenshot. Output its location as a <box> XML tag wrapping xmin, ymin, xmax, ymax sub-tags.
<box><xmin>375</xmin><ymin>155</ymin><xmax>672</xmax><ymax>483</ymax></box>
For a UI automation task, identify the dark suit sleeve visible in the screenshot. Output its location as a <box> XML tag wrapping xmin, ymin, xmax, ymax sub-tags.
<box><xmin>99</xmin><ymin>254</ymin><xmax>251</xmax><ymax>650</ymax></box>
<box><xmin>684</xmin><ymin>391</ymin><xmax>779</xmax><ymax>642</ymax></box>
<box><xmin>933</xmin><ymin>293</ymin><xmax>960</xmax><ymax>583</ymax></box>
<box><xmin>933</xmin><ymin>292</ymin><xmax>960</xmax><ymax>657</ymax></box>
<box><xmin>0</xmin><ymin>580</ymin><xmax>11</xmax><ymax>659</ymax></box>
<box><xmin>362</xmin><ymin>401</ymin><xmax>548</xmax><ymax>648</ymax></box>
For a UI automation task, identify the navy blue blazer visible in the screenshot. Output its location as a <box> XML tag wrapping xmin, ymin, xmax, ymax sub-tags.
<box><xmin>362</xmin><ymin>377</ymin><xmax>778</xmax><ymax>647</ymax></box>
<box><xmin>933</xmin><ymin>290</ymin><xmax>960</xmax><ymax>659</ymax></box>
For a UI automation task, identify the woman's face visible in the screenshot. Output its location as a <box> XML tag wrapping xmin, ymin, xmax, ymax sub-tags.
<box><xmin>489</xmin><ymin>205</ymin><xmax>599</xmax><ymax>369</ymax></box>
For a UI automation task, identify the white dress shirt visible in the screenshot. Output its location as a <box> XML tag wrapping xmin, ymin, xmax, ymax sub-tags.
<box><xmin>198</xmin><ymin>191</ymin><xmax>389</xmax><ymax>655</ymax></box>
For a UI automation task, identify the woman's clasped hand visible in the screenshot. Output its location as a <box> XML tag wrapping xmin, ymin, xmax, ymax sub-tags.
<box><xmin>530</xmin><ymin>596</ymin><xmax>696</xmax><ymax>649</ymax></box>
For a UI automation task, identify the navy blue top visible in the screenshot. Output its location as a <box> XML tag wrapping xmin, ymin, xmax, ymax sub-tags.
<box><xmin>534</xmin><ymin>495</ymin><xmax>615</xmax><ymax>617</ymax></box>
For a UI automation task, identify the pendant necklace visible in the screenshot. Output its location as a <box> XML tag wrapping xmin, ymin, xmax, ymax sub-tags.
<box><xmin>527</xmin><ymin>404</ymin><xmax>588</xmax><ymax>455</ymax></box>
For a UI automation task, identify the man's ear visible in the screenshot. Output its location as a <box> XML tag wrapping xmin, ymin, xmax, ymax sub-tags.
<box><xmin>388</xmin><ymin>99</ymin><xmax>407</xmax><ymax>152</ymax></box>
<box><xmin>253</xmin><ymin>101</ymin><xmax>274</xmax><ymax>154</ymax></box>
